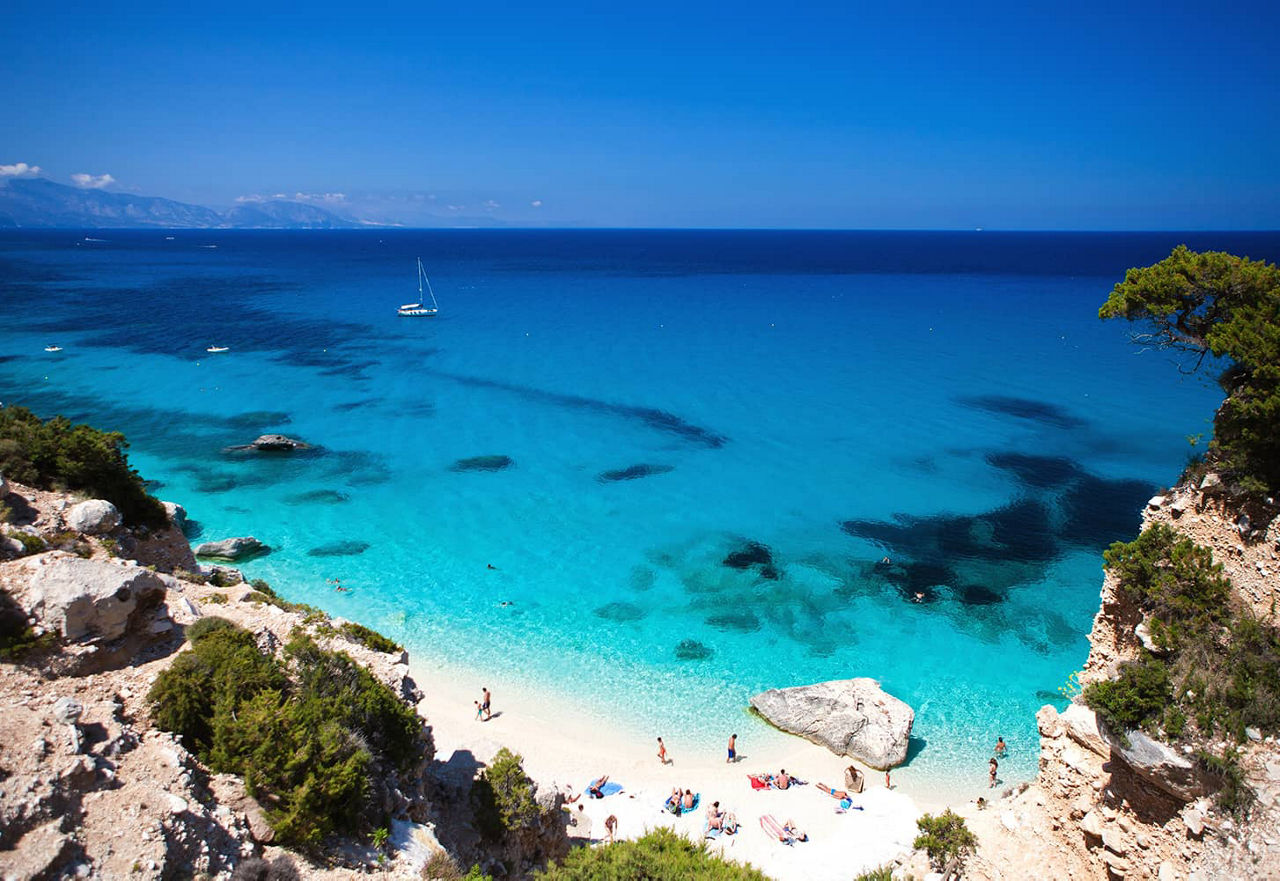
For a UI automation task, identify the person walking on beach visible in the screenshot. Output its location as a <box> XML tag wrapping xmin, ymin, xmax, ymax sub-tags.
<box><xmin>726</xmin><ymin>733</ymin><xmax>737</xmax><ymax>763</ymax></box>
<box><xmin>989</xmin><ymin>757</ymin><xmax>999</xmax><ymax>788</ymax></box>
<box><xmin>481</xmin><ymin>687</ymin><xmax>492</xmax><ymax>721</ymax></box>
<box><xmin>474</xmin><ymin>700</ymin><xmax>483</xmax><ymax>721</ymax></box>
<box><xmin>657</xmin><ymin>737</ymin><xmax>668</xmax><ymax>765</ymax></box>
<box><xmin>604</xmin><ymin>814</ymin><xmax>617</xmax><ymax>843</ymax></box>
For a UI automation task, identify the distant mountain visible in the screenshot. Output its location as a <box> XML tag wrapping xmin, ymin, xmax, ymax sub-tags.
<box><xmin>0</xmin><ymin>177</ymin><xmax>358</xmax><ymax>229</ymax></box>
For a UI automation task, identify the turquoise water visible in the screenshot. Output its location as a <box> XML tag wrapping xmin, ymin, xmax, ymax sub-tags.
<box><xmin>3</xmin><ymin>229</ymin><xmax>1273</xmax><ymax>788</ymax></box>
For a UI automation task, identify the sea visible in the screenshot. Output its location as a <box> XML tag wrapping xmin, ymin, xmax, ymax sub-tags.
<box><xmin>3</xmin><ymin>229</ymin><xmax>1278</xmax><ymax>792</ymax></box>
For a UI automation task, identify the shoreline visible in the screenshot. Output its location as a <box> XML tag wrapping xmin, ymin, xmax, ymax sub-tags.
<box><xmin>410</xmin><ymin>647</ymin><xmax>980</xmax><ymax>880</ymax></box>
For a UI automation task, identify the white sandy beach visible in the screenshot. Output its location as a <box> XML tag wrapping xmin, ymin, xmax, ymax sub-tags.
<box><xmin>412</xmin><ymin>652</ymin><xmax>939</xmax><ymax>880</ymax></box>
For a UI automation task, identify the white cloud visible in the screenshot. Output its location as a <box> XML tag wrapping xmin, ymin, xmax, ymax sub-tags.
<box><xmin>70</xmin><ymin>172</ymin><xmax>115</xmax><ymax>189</ymax></box>
<box><xmin>530</xmin><ymin>199</ymin><xmax>543</xmax><ymax>208</ymax></box>
<box><xmin>0</xmin><ymin>162</ymin><xmax>41</xmax><ymax>177</ymax></box>
<box><xmin>235</xmin><ymin>194</ymin><xmax>267</xmax><ymax>203</ymax></box>
<box><xmin>482</xmin><ymin>199</ymin><xmax>501</xmax><ymax>211</ymax></box>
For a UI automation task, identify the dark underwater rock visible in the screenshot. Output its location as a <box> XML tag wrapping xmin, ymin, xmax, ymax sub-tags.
<box><xmin>306</xmin><ymin>540</ymin><xmax>370</xmax><ymax>558</ymax></box>
<box><xmin>597</xmin><ymin>463</ymin><xmax>675</xmax><ymax>482</ymax></box>
<box><xmin>674</xmin><ymin>639</ymin><xmax>714</xmax><ymax>661</ymax></box>
<box><xmin>286</xmin><ymin>489</ymin><xmax>350</xmax><ymax>505</ymax></box>
<box><xmin>451</xmin><ymin>455</ymin><xmax>514</xmax><ymax>472</ymax></box>
<box><xmin>705</xmin><ymin>610</ymin><xmax>761</xmax><ymax>632</ymax></box>
<box><xmin>594</xmin><ymin>601</ymin><xmax>646</xmax><ymax>622</ymax></box>
<box><xmin>722</xmin><ymin>541</ymin><xmax>773</xmax><ymax>569</ymax></box>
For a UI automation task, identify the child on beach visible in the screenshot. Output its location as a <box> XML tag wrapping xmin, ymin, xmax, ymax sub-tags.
<box><xmin>657</xmin><ymin>737</ymin><xmax>668</xmax><ymax>765</ymax></box>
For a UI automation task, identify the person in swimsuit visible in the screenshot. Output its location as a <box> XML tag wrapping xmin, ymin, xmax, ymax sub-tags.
<box><xmin>604</xmin><ymin>814</ymin><xmax>617</xmax><ymax>843</ymax></box>
<box><xmin>995</xmin><ymin>736</ymin><xmax>1007</xmax><ymax>757</ymax></box>
<box><xmin>989</xmin><ymin>757</ymin><xmax>999</xmax><ymax>788</ymax></box>
<box><xmin>782</xmin><ymin>819</ymin><xmax>808</xmax><ymax>842</ymax></box>
<box><xmin>816</xmin><ymin>782</ymin><xmax>855</xmax><ymax>810</ymax></box>
<box><xmin>657</xmin><ymin>737</ymin><xmax>668</xmax><ymax>765</ymax></box>
<box><xmin>481</xmin><ymin>687</ymin><xmax>492</xmax><ymax>721</ymax></box>
<box><xmin>665</xmin><ymin>787</ymin><xmax>682</xmax><ymax>813</ymax></box>
<box><xmin>775</xmin><ymin>769</ymin><xmax>791</xmax><ymax>790</ymax></box>
<box><xmin>706</xmin><ymin>800</ymin><xmax>724</xmax><ymax>830</ymax></box>
<box><xmin>727</xmin><ymin>733</ymin><xmax>737</xmax><ymax>763</ymax></box>
<box><xmin>681</xmin><ymin>789</ymin><xmax>695</xmax><ymax>810</ymax></box>
<box><xmin>588</xmin><ymin>775</ymin><xmax>609</xmax><ymax>798</ymax></box>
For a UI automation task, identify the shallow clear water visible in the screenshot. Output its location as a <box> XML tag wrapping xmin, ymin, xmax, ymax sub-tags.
<box><xmin>3</xmin><ymin>229</ymin><xmax>1274</xmax><ymax>789</ymax></box>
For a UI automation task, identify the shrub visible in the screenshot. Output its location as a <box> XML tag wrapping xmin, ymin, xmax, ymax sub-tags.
<box><xmin>471</xmin><ymin>748</ymin><xmax>540</xmax><ymax>844</ymax></box>
<box><xmin>0</xmin><ymin>405</ymin><xmax>166</xmax><ymax>528</ymax></box>
<box><xmin>1197</xmin><ymin>749</ymin><xmax>1256</xmax><ymax>818</ymax></box>
<box><xmin>1</xmin><ymin>587</ymin><xmax>56</xmax><ymax>660</ymax></box>
<box><xmin>12</xmin><ymin>532</ymin><xmax>46</xmax><ymax>555</ymax></box>
<box><xmin>852</xmin><ymin>868</ymin><xmax>896</xmax><ymax>881</ymax></box>
<box><xmin>1084</xmin><ymin>658</ymin><xmax>1172</xmax><ymax>737</ymax></box>
<box><xmin>229</xmin><ymin>855</ymin><xmax>301</xmax><ymax>881</ymax></box>
<box><xmin>338</xmin><ymin>621</ymin><xmax>403</xmax><ymax>654</ymax></box>
<box><xmin>201</xmin><ymin>593</ymin><xmax>228</xmax><ymax>605</ymax></box>
<box><xmin>913</xmin><ymin>810</ymin><xmax>976</xmax><ymax>872</ymax></box>
<box><xmin>148</xmin><ymin>621</ymin><xmax>423</xmax><ymax>849</ymax></box>
<box><xmin>536</xmin><ymin>828</ymin><xmax>770</xmax><ymax>880</ymax></box>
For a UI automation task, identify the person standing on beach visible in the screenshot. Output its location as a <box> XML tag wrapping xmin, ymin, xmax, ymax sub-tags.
<box><xmin>604</xmin><ymin>814</ymin><xmax>617</xmax><ymax>843</ymax></box>
<box><xmin>481</xmin><ymin>687</ymin><xmax>492</xmax><ymax>721</ymax></box>
<box><xmin>726</xmin><ymin>733</ymin><xmax>737</xmax><ymax>763</ymax></box>
<box><xmin>989</xmin><ymin>757</ymin><xmax>999</xmax><ymax>788</ymax></box>
<box><xmin>657</xmin><ymin>737</ymin><xmax>668</xmax><ymax>765</ymax></box>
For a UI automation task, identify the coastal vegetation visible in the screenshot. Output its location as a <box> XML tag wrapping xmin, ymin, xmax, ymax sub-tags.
<box><xmin>337</xmin><ymin>620</ymin><xmax>403</xmax><ymax>654</ymax></box>
<box><xmin>148</xmin><ymin>618</ymin><xmax>423</xmax><ymax>847</ymax></box>
<box><xmin>471</xmin><ymin>748</ymin><xmax>541</xmax><ymax>844</ymax></box>
<box><xmin>0</xmin><ymin>404</ymin><xmax>167</xmax><ymax>528</ymax></box>
<box><xmin>536</xmin><ymin>828</ymin><xmax>770</xmax><ymax>880</ymax></box>
<box><xmin>913</xmin><ymin>810</ymin><xmax>976</xmax><ymax>875</ymax></box>
<box><xmin>1100</xmin><ymin>245</ymin><xmax>1280</xmax><ymax>494</ymax></box>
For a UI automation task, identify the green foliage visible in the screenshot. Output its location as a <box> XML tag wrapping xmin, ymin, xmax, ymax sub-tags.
<box><xmin>1099</xmin><ymin>246</ymin><xmax>1280</xmax><ymax>491</ymax></box>
<box><xmin>0</xmin><ymin>587</ymin><xmax>57</xmax><ymax>660</ymax></box>
<box><xmin>536</xmin><ymin>828</ymin><xmax>770</xmax><ymax>880</ymax></box>
<box><xmin>337</xmin><ymin>621</ymin><xmax>403</xmax><ymax>654</ymax></box>
<box><xmin>0</xmin><ymin>405</ymin><xmax>167</xmax><ymax>527</ymax></box>
<box><xmin>370</xmin><ymin>825</ymin><xmax>390</xmax><ymax>850</ymax></box>
<box><xmin>1085</xmin><ymin>526</ymin><xmax>1280</xmax><ymax>747</ymax></box>
<box><xmin>11</xmin><ymin>531</ymin><xmax>46</xmax><ymax>555</ymax></box>
<box><xmin>1084</xmin><ymin>659</ymin><xmax>1172</xmax><ymax>737</ymax></box>
<box><xmin>1104</xmin><ymin>523</ymin><xmax>1230</xmax><ymax>651</ymax></box>
<box><xmin>177</xmin><ymin>569</ymin><xmax>210</xmax><ymax>585</ymax></box>
<box><xmin>1196</xmin><ymin>749</ymin><xmax>1256</xmax><ymax>818</ymax></box>
<box><xmin>228</xmin><ymin>855</ymin><xmax>301</xmax><ymax>881</ymax></box>
<box><xmin>244</xmin><ymin>582</ymin><xmax>322</xmax><ymax>616</ymax></box>
<box><xmin>201</xmin><ymin>593</ymin><xmax>228</xmax><ymax>605</ymax></box>
<box><xmin>148</xmin><ymin>621</ymin><xmax>423</xmax><ymax>849</ymax></box>
<box><xmin>471</xmin><ymin>748</ymin><xmax>541</xmax><ymax>844</ymax></box>
<box><xmin>852</xmin><ymin>867</ymin><xmax>897</xmax><ymax>881</ymax></box>
<box><xmin>913</xmin><ymin>809</ymin><xmax>977</xmax><ymax>872</ymax></box>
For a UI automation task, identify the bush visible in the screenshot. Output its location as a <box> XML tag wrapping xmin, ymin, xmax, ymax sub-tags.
<box><xmin>0</xmin><ymin>405</ymin><xmax>166</xmax><ymax>528</ymax></box>
<box><xmin>913</xmin><ymin>810</ymin><xmax>976</xmax><ymax>872</ymax></box>
<box><xmin>229</xmin><ymin>855</ymin><xmax>301</xmax><ymax>881</ymax></box>
<box><xmin>852</xmin><ymin>868</ymin><xmax>896</xmax><ymax>881</ymax></box>
<box><xmin>148</xmin><ymin>621</ymin><xmax>423</xmax><ymax>849</ymax></box>
<box><xmin>1084</xmin><ymin>658</ymin><xmax>1172</xmax><ymax>737</ymax></box>
<box><xmin>1197</xmin><ymin>749</ymin><xmax>1256</xmax><ymax>818</ymax></box>
<box><xmin>536</xmin><ymin>828</ymin><xmax>770</xmax><ymax>880</ymax></box>
<box><xmin>12</xmin><ymin>532</ymin><xmax>46</xmax><ymax>555</ymax></box>
<box><xmin>471</xmin><ymin>748</ymin><xmax>540</xmax><ymax>844</ymax></box>
<box><xmin>338</xmin><ymin>621</ymin><xmax>402</xmax><ymax>654</ymax></box>
<box><xmin>1</xmin><ymin>587</ymin><xmax>56</xmax><ymax>660</ymax></box>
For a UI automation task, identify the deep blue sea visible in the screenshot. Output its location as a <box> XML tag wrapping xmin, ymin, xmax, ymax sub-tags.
<box><xmin>4</xmin><ymin>229</ymin><xmax>1277</xmax><ymax>789</ymax></box>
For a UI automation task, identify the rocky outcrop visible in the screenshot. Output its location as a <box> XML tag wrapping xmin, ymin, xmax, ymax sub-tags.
<box><xmin>194</xmin><ymin>536</ymin><xmax>268</xmax><ymax>561</ymax></box>
<box><xmin>3</xmin><ymin>552</ymin><xmax>167</xmax><ymax>642</ymax></box>
<box><xmin>66</xmin><ymin>498</ymin><xmax>122</xmax><ymax>535</ymax></box>
<box><xmin>1104</xmin><ymin>726</ymin><xmax>1219</xmax><ymax>802</ymax></box>
<box><xmin>749</xmin><ymin>677</ymin><xmax>914</xmax><ymax>769</ymax></box>
<box><xmin>248</xmin><ymin>434</ymin><xmax>310</xmax><ymax>451</ymax></box>
<box><xmin>161</xmin><ymin>500</ymin><xmax>187</xmax><ymax>530</ymax></box>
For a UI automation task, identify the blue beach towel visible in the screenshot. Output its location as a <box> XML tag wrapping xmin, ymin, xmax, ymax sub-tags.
<box><xmin>586</xmin><ymin>781</ymin><xmax>623</xmax><ymax>797</ymax></box>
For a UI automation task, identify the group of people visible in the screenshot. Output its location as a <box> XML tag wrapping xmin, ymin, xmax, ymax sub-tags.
<box><xmin>473</xmin><ymin>686</ymin><xmax>492</xmax><ymax>721</ymax></box>
<box><xmin>664</xmin><ymin>787</ymin><xmax>698</xmax><ymax>814</ymax></box>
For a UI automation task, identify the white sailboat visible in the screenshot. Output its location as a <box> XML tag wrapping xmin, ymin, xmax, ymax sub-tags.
<box><xmin>398</xmin><ymin>258</ymin><xmax>439</xmax><ymax>317</ymax></box>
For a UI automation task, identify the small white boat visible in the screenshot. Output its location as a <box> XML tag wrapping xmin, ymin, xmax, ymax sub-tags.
<box><xmin>398</xmin><ymin>258</ymin><xmax>440</xmax><ymax>317</ymax></box>
<box><xmin>44</xmin><ymin>345</ymin><xmax>63</xmax><ymax>352</ymax></box>
<box><xmin>164</xmin><ymin>236</ymin><xmax>175</xmax><ymax>241</ymax></box>
<box><xmin>206</xmin><ymin>346</ymin><xmax>230</xmax><ymax>353</ymax></box>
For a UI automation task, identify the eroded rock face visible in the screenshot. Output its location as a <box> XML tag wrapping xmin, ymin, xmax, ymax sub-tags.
<box><xmin>749</xmin><ymin>677</ymin><xmax>915</xmax><ymax>769</ymax></box>
<box><xmin>161</xmin><ymin>501</ymin><xmax>187</xmax><ymax>530</ymax></box>
<box><xmin>67</xmin><ymin>499</ymin><xmax>122</xmax><ymax>535</ymax></box>
<box><xmin>194</xmin><ymin>536</ymin><xmax>268</xmax><ymax>562</ymax></box>
<box><xmin>6</xmin><ymin>552</ymin><xmax>167</xmax><ymax>642</ymax></box>
<box><xmin>1104</xmin><ymin>725</ymin><xmax>1218</xmax><ymax>802</ymax></box>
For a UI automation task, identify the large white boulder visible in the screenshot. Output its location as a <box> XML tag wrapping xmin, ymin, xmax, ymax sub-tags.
<box><xmin>161</xmin><ymin>501</ymin><xmax>187</xmax><ymax>530</ymax></box>
<box><xmin>66</xmin><ymin>499</ymin><xmax>122</xmax><ymax>535</ymax></box>
<box><xmin>749</xmin><ymin>677</ymin><xmax>915</xmax><ymax>769</ymax></box>
<box><xmin>1103</xmin><ymin>725</ymin><xmax>1218</xmax><ymax>802</ymax></box>
<box><xmin>6</xmin><ymin>552</ymin><xmax>167</xmax><ymax>642</ymax></box>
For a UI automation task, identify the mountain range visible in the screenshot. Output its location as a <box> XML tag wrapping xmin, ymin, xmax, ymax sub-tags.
<box><xmin>0</xmin><ymin>177</ymin><xmax>360</xmax><ymax>229</ymax></box>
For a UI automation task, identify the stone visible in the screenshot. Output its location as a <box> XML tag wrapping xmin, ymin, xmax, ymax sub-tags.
<box><xmin>1147</xmin><ymin>495</ymin><xmax>1167</xmax><ymax>509</ymax></box>
<box><xmin>1134</xmin><ymin>619</ymin><xmax>1162</xmax><ymax>654</ymax></box>
<box><xmin>10</xmin><ymin>552</ymin><xmax>168</xmax><ymax>642</ymax></box>
<box><xmin>1060</xmin><ymin>704</ymin><xmax>1110</xmax><ymax>756</ymax></box>
<box><xmin>248</xmin><ymin>434</ymin><xmax>310</xmax><ymax>451</ymax></box>
<box><xmin>66</xmin><ymin>499</ymin><xmax>122</xmax><ymax>534</ymax></box>
<box><xmin>1036</xmin><ymin>704</ymin><xmax>1062</xmax><ymax>738</ymax></box>
<box><xmin>1157</xmin><ymin>861</ymin><xmax>1179</xmax><ymax>881</ymax></box>
<box><xmin>51</xmin><ymin>697</ymin><xmax>84</xmax><ymax>725</ymax></box>
<box><xmin>166</xmin><ymin>794</ymin><xmax>189</xmax><ymax>815</ymax></box>
<box><xmin>161</xmin><ymin>501</ymin><xmax>187</xmax><ymax>529</ymax></box>
<box><xmin>1103</xmin><ymin>726</ymin><xmax>1217</xmax><ymax>802</ymax></box>
<box><xmin>3</xmin><ymin>820</ymin><xmax>74</xmax><ymax>881</ymax></box>
<box><xmin>1081</xmin><ymin>810</ymin><xmax>1104</xmax><ymax>838</ymax></box>
<box><xmin>194</xmin><ymin>536</ymin><xmax>268</xmax><ymax>562</ymax></box>
<box><xmin>1169</xmin><ymin>496</ymin><xmax>1190</xmax><ymax>517</ymax></box>
<box><xmin>749</xmin><ymin>677</ymin><xmax>914</xmax><ymax>769</ymax></box>
<box><xmin>1102</xmin><ymin>827</ymin><xmax>1128</xmax><ymax>855</ymax></box>
<box><xmin>1183</xmin><ymin>808</ymin><xmax>1205</xmax><ymax>836</ymax></box>
<box><xmin>1245</xmin><ymin>726</ymin><xmax>1262</xmax><ymax>742</ymax></box>
<box><xmin>1101</xmin><ymin>849</ymin><xmax>1129</xmax><ymax>874</ymax></box>
<box><xmin>1199</xmin><ymin>473</ymin><xmax>1222</xmax><ymax>491</ymax></box>
<box><xmin>245</xmin><ymin>800</ymin><xmax>275</xmax><ymax>843</ymax></box>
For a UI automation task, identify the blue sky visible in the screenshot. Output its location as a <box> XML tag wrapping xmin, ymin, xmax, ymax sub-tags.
<box><xmin>3</xmin><ymin>0</ymin><xmax>1278</xmax><ymax>228</ymax></box>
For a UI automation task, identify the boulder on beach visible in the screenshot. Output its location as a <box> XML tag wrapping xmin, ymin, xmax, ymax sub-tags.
<box><xmin>66</xmin><ymin>499</ymin><xmax>122</xmax><ymax>535</ymax></box>
<box><xmin>749</xmin><ymin>677</ymin><xmax>915</xmax><ymax>769</ymax></box>
<box><xmin>194</xmin><ymin>536</ymin><xmax>269</xmax><ymax>562</ymax></box>
<box><xmin>6</xmin><ymin>552</ymin><xmax>168</xmax><ymax>642</ymax></box>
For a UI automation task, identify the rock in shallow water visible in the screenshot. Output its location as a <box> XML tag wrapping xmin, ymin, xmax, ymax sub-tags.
<box><xmin>749</xmin><ymin>677</ymin><xmax>915</xmax><ymax>769</ymax></box>
<box><xmin>194</xmin><ymin>536</ymin><xmax>269</xmax><ymax>562</ymax></box>
<box><xmin>722</xmin><ymin>541</ymin><xmax>772</xmax><ymax>569</ymax></box>
<box><xmin>450</xmin><ymin>455</ymin><xmax>514</xmax><ymax>472</ymax></box>
<box><xmin>674</xmin><ymin>639</ymin><xmax>713</xmax><ymax>660</ymax></box>
<box><xmin>597</xmin><ymin>463</ymin><xmax>675</xmax><ymax>482</ymax></box>
<box><xmin>306</xmin><ymin>540</ymin><xmax>370</xmax><ymax>558</ymax></box>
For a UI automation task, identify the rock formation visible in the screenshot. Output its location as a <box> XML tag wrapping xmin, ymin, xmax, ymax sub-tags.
<box><xmin>194</xmin><ymin>536</ymin><xmax>269</xmax><ymax>562</ymax></box>
<box><xmin>65</xmin><ymin>499</ymin><xmax>122</xmax><ymax>534</ymax></box>
<box><xmin>750</xmin><ymin>677</ymin><xmax>915</xmax><ymax>769</ymax></box>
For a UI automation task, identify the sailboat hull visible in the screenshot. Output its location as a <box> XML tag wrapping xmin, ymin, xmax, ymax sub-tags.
<box><xmin>397</xmin><ymin>305</ymin><xmax>439</xmax><ymax>316</ymax></box>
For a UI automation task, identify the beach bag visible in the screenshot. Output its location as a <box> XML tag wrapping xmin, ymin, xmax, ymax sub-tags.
<box><xmin>844</xmin><ymin>765</ymin><xmax>865</xmax><ymax>793</ymax></box>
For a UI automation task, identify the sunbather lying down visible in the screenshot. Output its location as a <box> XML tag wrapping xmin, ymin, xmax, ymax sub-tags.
<box><xmin>588</xmin><ymin>775</ymin><xmax>610</xmax><ymax>798</ymax></box>
<box><xmin>816</xmin><ymin>782</ymin><xmax>859</xmax><ymax>810</ymax></box>
<box><xmin>783</xmin><ymin>819</ymin><xmax>807</xmax><ymax>842</ymax></box>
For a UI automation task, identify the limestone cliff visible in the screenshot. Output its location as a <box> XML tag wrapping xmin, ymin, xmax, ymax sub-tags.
<box><xmin>963</xmin><ymin>479</ymin><xmax>1280</xmax><ymax>881</ymax></box>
